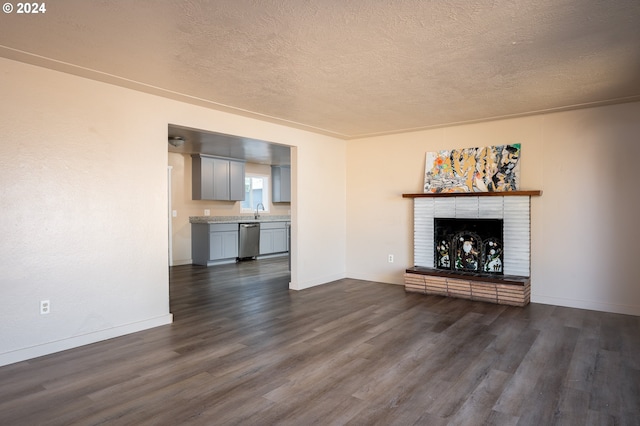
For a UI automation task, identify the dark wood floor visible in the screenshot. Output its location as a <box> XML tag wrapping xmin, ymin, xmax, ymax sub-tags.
<box><xmin>1</xmin><ymin>257</ymin><xmax>638</xmax><ymax>425</ymax></box>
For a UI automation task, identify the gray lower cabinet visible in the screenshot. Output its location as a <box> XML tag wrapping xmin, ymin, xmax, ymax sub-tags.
<box><xmin>192</xmin><ymin>154</ymin><xmax>245</xmax><ymax>201</ymax></box>
<box><xmin>259</xmin><ymin>222</ymin><xmax>288</xmax><ymax>255</ymax></box>
<box><xmin>271</xmin><ymin>166</ymin><xmax>291</xmax><ymax>203</ymax></box>
<box><xmin>191</xmin><ymin>223</ymin><xmax>239</xmax><ymax>266</ymax></box>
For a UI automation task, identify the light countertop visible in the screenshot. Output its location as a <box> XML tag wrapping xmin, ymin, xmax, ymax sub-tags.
<box><xmin>189</xmin><ymin>215</ymin><xmax>290</xmax><ymax>224</ymax></box>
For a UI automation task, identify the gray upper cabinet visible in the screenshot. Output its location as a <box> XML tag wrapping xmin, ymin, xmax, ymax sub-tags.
<box><xmin>192</xmin><ymin>154</ymin><xmax>245</xmax><ymax>201</ymax></box>
<box><xmin>229</xmin><ymin>160</ymin><xmax>245</xmax><ymax>201</ymax></box>
<box><xmin>272</xmin><ymin>166</ymin><xmax>291</xmax><ymax>203</ymax></box>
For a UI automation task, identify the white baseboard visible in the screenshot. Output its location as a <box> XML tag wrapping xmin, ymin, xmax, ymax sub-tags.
<box><xmin>171</xmin><ymin>259</ymin><xmax>193</xmax><ymax>266</ymax></box>
<box><xmin>531</xmin><ymin>294</ymin><xmax>640</xmax><ymax>316</ymax></box>
<box><xmin>0</xmin><ymin>314</ymin><xmax>173</xmax><ymax>367</ymax></box>
<box><xmin>346</xmin><ymin>271</ymin><xmax>405</xmax><ymax>286</ymax></box>
<box><xmin>256</xmin><ymin>252</ymin><xmax>288</xmax><ymax>260</ymax></box>
<box><xmin>291</xmin><ymin>272</ymin><xmax>346</xmax><ymax>291</ymax></box>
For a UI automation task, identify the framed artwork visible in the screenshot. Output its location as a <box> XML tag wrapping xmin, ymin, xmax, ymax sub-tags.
<box><xmin>424</xmin><ymin>144</ymin><xmax>521</xmax><ymax>193</ymax></box>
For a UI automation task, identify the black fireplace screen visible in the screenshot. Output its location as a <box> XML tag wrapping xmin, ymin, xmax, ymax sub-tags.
<box><xmin>434</xmin><ymin>218</ymin><xmax>504</xmax><ymax>274</ymax></box>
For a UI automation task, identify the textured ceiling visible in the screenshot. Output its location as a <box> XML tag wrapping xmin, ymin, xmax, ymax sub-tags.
<box><xmin>1</xmin><ymin>0</ymin><xmax>640</xmax><ymax>139</ymax></box>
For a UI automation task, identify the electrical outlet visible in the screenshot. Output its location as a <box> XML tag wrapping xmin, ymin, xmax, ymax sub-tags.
<box><xmin>40</xmin><ymin>300</ymin><xmax>50</xmax><ymax>315</ymax></box>
<box><xmin>388</xmin><ymin>254</ymin><xmax>394</xmax><ymax>263</ymax></box>
<box><xmin>172</xmin><ymin>210</ymin><xmax>177</xmax><ymax>218</ymax></box>
<box><xmin>204</xmin><ymin>209</ymin><xmax>210</xmax><ymax>216</ymax></box>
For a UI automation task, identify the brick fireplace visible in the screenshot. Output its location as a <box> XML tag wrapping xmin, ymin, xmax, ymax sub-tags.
<box><xmin>403</xmin><ymin>191</ymin><xmax>541</xmax><ymax>306</ymax></box>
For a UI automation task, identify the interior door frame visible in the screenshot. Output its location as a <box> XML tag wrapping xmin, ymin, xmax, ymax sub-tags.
<box><xmin>167</xmin><ymin>165</ymin><xmax>173</xmax><ymax>267</ymax></box>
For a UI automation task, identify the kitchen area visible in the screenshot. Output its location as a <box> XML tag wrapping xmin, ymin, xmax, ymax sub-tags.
<box><xmin>190</xmin><ymin>215</ymin><xmax>291</xmax><ymax>267</ymax></box>
<box><xmin>167</xmin><ymin>125</ymin><xmax>291</xmax><ymax>273</ymax></box>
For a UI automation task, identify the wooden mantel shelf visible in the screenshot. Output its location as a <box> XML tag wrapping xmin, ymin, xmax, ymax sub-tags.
<box><xmin>402</xmin><ymin>190</ymin><xmax>542</xmax><ymax>198</ymax></box>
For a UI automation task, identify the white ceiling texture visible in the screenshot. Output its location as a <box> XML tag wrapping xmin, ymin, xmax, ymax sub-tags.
<box><xmin>1</xmin><ymin>0</ymin><xmax>639</xmax><ymax>140</ymax></box>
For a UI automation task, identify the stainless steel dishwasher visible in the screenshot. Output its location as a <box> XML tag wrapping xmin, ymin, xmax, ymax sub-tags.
<box><xmin>238</xmin><ymin>223</ymin><xmax>260</xmax><ymax>260</ymax></box>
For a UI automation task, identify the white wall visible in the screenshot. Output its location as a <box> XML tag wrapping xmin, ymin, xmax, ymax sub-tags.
<box><xmin>0</xmin><ymin>57</ymin><xmax>347</xmax><ymax>366</ymax></box>
<box><xmin>346</xmin><ymin>102</ymin><xmax>640</xmax><ymax>316</ymax></box>
<box><xmin>290</xmin><ymin>139</ymin><xmax>347</xmax><ymax>289</ymax></box>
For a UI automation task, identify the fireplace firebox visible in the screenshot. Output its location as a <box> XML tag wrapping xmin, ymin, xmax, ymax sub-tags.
<box><xmin>434</xmin><ymin>218</ymin><xmax>504</xmax><ymax>275</ymax></box>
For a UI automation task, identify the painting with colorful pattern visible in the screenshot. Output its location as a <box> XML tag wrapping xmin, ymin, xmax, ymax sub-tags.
<box><xmin>424</xmin><ymin>144</ymin><xmax>521</xmax><ymax>193</ymax></box>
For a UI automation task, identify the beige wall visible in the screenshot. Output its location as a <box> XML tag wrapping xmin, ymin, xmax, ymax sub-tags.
<box><xmin>168</xmin><ymin>154</ymin><xmax>291</xmax><ymax>265</ymax></box>
<box><xmin>0</xmin><ymin>57</ymin><xmax>347</xmax><ymax>366</ymax></box>
<box><xmin>346</xmin><ymin>101</ymin><xmax>640</xmax><ymax>316</ymax></box>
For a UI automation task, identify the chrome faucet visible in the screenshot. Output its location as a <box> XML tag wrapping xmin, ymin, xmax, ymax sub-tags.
<box><xmin>255</xmin><ymin>203</ymin><xmax>265</xmax><ymax>219</ymax></box>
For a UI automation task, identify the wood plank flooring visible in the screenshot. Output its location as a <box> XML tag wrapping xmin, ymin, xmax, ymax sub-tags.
<box><xmin>1</xmin><ymin>257</ymin><xmax>638</xmax><ymax>425</ymax></box>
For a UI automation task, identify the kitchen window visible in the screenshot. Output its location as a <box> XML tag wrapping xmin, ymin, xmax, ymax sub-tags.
<box><xmin>241</xmin><ymin>174</ymin><xmax>269</xmax><ymax>213</ymax></box>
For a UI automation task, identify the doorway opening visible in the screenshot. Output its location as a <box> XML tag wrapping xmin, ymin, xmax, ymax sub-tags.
<box><xmin>166</xmin><ymin>125</ymin><xmax>294</xmax><ymax>315</ymax></box>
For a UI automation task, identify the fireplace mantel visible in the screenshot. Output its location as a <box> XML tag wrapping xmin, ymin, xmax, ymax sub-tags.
<box><xmin>402</xmin><ymin>190</ymin><xmax>542</xmax><ymax>198</ymax></box>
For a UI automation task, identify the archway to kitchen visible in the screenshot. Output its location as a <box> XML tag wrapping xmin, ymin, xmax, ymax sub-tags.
<box><xmin>166</xmin><ymin>124</ymin><xmax>294</xmax><ymax>313</ymax></box>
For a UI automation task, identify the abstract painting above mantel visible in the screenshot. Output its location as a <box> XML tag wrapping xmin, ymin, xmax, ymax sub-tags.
<box><xmin>424</xmin><ymin>144</ymin><xmax>521</xmax><ymax>193</ymax></box>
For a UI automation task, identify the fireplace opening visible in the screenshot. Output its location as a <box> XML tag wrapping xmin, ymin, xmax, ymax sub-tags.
<box><xmin>434</xmin><ymin>218</ymin><xmax>504</xmax><ymax>275</ymax></box>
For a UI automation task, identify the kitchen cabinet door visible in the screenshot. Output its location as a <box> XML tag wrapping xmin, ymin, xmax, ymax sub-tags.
<box><xmin>259</xmin><ymin>222</ymin><xmax>288</xmax><ymax>255</ymax></box>
<box><xmin>272</xmin><ymin>166</ymin><xmax>291</xmax><ymax>203</ymax></box>
<box><xmin>210</xmin><ymin>230</ymin><xmax>238</xmax><ymax>260</ymax></box>
<box><xmin>259</xmin><ymin>229</ymin><xmax>274</xmax><ymax>255</ymax></box>
<box><xmin>209</xmin><ymin>231</ymin><xmax>225</xmax><ymax>260</ymax></box>
<box><xmin>229</xmin><ymin>160</ymin><xmax>245</xmax><ymax>201</ymax></box>
<box><xmin>272</xmin><ymin>228</ymin><xmax>287</xmax><ymax>253</ymax></box>
<box><xmin>211</xmin><ymin>157</ymin><xmax>230</xmax><ymax>200</ymax></box>
<box><xmin>192</xmin><ymin>155</ymin><xmax>215</xmax><ymax>200</ymax></box>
